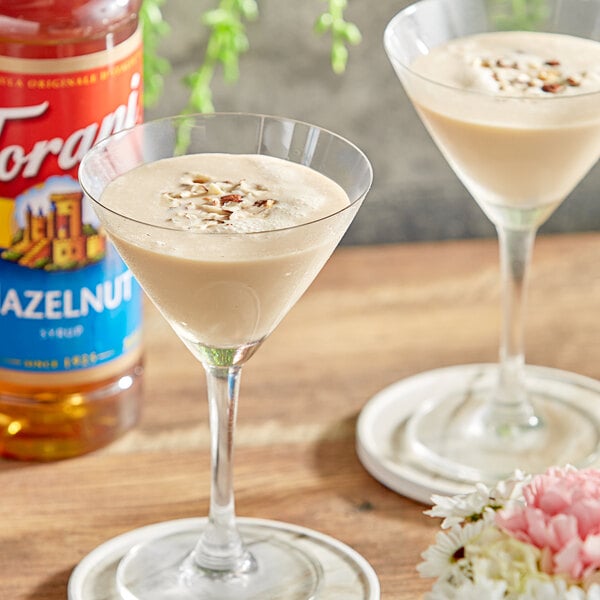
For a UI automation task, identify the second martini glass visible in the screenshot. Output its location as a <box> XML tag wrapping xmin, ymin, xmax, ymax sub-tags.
<box><xmin>363</xmin><ymin>0</ymin><xmax>600</xmax><ymax>493</ymax></box>
<box><xmin>73</xmin><ymin>114</ymin><xmax>376</xmax><ymax>599</ymax></box>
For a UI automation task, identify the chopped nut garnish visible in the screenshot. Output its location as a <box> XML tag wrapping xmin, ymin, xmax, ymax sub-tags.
<box><xmin>161</xmin><ymin>173</ymin><xmax>280</xmax><ymax>230</ymax></box>
<box><xmin>472</xmin><ymin>50</ymin><xmax>591</xmax><ymax>95</ymax></box>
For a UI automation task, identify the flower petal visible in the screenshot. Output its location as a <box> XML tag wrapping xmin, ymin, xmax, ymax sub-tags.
<box><xmin>554</xmin><ymin>537</ymin><xmax>585</xmax><ymax>579</ymax></box>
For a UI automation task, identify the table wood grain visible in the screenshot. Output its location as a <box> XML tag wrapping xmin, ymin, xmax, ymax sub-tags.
<box><xmin>2</xmin><ymin>233</ymin><xmax>600</xmax><ymax>599</ymax></box>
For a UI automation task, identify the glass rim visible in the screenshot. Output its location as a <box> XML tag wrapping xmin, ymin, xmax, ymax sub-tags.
<box><xmin>384</xmin><ymin>0</ymin><xmax>600</xmax><ymax>103</ymax></box>
<box><xmin>79</xmin><ymin>112</ymin><xmax>373</xmax><ymax>237</ymax></box>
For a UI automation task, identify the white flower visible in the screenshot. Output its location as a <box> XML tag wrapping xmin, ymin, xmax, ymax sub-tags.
<box><xmin>426</xmin><ymin>471</ymin><xmax>529</xmax><ymax>529</ymax></box>
<box><xmin>418</xmin><ymin>520</ymin><xmax>487</xmax><ymax>578</ymax></box>
<box><xmin>427</xmin><ymin>483</ymin><xmax>496</xmax><ymax>529</ymax></box>
<box><xmin>490</xmin><ymin>469</ymin><xmax>530</xmax><ymax>504</ymax></box>
<box><xmin>468</xmin><ymin>527</ymin><xmax>547</xmax><ymax>593</ymax></box>
<box><xmin>426</xmin><ymin>574</ymin><xmax>507</xmax><ymax>600</ymax></box>
<box><xmin>523</xmin><ymin>578</ymin><xmax>600</xmax><ymax>599</ymax></box>
<box><xmin>426</xmin><ymin>577</ymin><xmax>597</xmax><ymax>600</ymax></box>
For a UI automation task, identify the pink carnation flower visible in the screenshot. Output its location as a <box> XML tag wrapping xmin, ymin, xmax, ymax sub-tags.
<box><xmin>495</xmin><ymin>466</ymin><xmax>600</xmax><ymax>582</ymax></box>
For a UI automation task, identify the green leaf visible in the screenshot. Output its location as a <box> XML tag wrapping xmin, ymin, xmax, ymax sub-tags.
<box><xmin>331</xmin><ymin>42</ymin><xmax>348</xmax><ymax>74</ymax></box>
<box><xmin>314</xmin><ymin>13</ymin><xmax>333</xmax><ymax>33</ymax></box>
<box><xmin>316</xmin><ymin>0</ymin><xmax>362</xmax><ymax>74</ymax></box>
<box><xmin>342</xmin><ymin>22</ymin><xmax>362</xmax><ymax>45</ymax></box>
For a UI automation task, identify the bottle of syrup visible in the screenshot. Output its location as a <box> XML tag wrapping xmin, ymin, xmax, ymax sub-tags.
<box><xmin>0</xmin><ymin>0</ymin><xmax>144</xmax><ymax>460</ymax></box>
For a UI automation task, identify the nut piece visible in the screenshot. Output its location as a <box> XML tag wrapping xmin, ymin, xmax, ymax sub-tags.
<box><xmin>221</xmin><ymin>194</ymin><xmax>243</xmax><ymax>203</ymax></box>
<box><xmin>541</xmin><ymin>82</ymin><xmax>564</xmax><ymax>93</ymax></box>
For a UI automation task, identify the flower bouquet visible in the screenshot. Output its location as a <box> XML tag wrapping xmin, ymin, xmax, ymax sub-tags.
<box><xmin>419</xmin><ymin>466</ymin><xmax>600</xmax><ymax>599</ymax></box>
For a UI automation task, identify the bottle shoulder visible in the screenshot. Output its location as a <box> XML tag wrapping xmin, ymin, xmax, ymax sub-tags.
<box><xmin>0</xmin><ymin>0</ymin><xmax>141</xmax><ymax>58</ymax></box>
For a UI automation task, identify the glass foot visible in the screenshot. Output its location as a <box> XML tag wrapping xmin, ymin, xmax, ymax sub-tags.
<box><xmin>357</xmin><ymin>364</ymin><xmax>600</xmax><ymax>502</ymax></box>
<box><xmin>68</xmin><ymin>517</ymin><xmax>380</xmax><ymax>600</ymax></box>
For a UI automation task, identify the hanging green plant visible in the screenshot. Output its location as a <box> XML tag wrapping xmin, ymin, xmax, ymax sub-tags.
<box><xmin>140</xmin><ymin>0</ymin><xmax>362</xmax><ymax>112</ymax></box>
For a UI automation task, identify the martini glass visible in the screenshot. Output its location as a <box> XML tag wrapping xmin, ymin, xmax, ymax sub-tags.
<box><xmin>72</xmin><ymin>114</ymin><xmax>376</xmax><ymax>600</ymax></box>
<box><xmin>370</xmin><ymin>0</ymin><xmax>600</xmax><ymax>491</ymax></box>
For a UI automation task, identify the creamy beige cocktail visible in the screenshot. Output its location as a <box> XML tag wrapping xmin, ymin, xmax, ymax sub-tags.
<box><xmin>99</xmin><ymin>153</ymin><xmax>350</xmax><ymax>349</ymax></box>
<box><xmin>405</xmin><ymin>31</ymin><xmax>600</xmax><ymax>225</ymax></box>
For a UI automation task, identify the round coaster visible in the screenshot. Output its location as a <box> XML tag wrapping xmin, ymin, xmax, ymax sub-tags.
<box><xmin>68</xmin><ymin>517</ymin><xmax>380</xmax><ymax>600</ymax></box>
<box><xmin>357</xmin><ymin>366</ymin><xmax>478</xmax><ymax>504</ymax></box>
<box><xmin>356</xmin><ymin>364</ymin><xmax>600</xmax><ymax>504</ymax></box>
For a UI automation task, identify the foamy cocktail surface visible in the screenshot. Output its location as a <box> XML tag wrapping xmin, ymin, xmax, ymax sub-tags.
<box><xmin>412</xmin><ymin>31</ymin><xmax>600</xmax><ymax>97</ymax></box>
<box><xmin>101</xmin><ymin>153</ymin><xmax>349</xmax><ymax>233</ymax></box>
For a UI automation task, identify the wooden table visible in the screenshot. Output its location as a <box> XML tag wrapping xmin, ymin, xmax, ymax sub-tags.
<box><xmin>3</xmin><ymin>233</ymin><xmax>600</xmax><ymax>599</ymax></box>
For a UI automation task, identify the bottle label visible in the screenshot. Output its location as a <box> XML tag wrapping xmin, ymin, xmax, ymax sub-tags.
<box><xmin>0</xmin><ymin>32</ymin><xmax>143</xmax><ymax>374</ymax></box>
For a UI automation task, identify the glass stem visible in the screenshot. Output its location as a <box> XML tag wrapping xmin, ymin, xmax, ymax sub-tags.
<box><xmin>488</xmin><ymin>225</ymin><xmax>539</xmax><ymax>431</ymax></box>
<box><xmin>193</xmin><ymin>364</ymin><xmax>252</xmax><ymax>573</ymax></box>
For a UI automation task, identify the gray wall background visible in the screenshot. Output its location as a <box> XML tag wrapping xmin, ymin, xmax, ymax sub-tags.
<box><xmin>146</xmin><ymin>0</ymin><xmax>600</xmax><ymax>245</ymax></box>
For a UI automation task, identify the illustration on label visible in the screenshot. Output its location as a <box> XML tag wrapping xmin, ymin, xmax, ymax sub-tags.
<box><xmin>1</xmin><ymin>175</ymin><xmax>105</xmax><ymax>271</ymax></box>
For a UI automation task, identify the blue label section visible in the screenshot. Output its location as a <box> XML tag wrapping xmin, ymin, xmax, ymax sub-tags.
<box><xmin>0</xmin><ymin>243</ymin><xmax>142</xmax><ymax>373</ymax></box>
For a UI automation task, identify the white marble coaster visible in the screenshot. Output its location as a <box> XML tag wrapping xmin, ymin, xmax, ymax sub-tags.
<box><xmin>68</xmin><ymin>517</ymin><xmax>380</xmax><ymax>600</ymax></box>
<box><xmin>356</xmin><ymin>364</ymin><xmax>600</xmax><ymax>504</ymax></box>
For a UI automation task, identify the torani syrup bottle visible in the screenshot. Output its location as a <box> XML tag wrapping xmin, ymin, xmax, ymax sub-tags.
<box><xmin>0</xmin><ymin>0</ymin><xmax>144</xmax><ymax>460</ymax></box>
